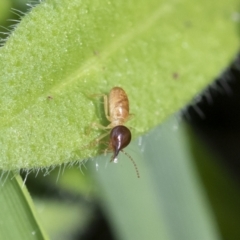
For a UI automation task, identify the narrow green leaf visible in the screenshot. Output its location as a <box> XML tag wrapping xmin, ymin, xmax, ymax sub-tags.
<box><xmin>88</xmin><ymin>116</ymin><xmax>220</xmax><ymax>240</ymax></box>
<box><xmin>0</xmin><ymin>0</ymin><xmax>29</xmax><ymax>41</ymax></box>
<box><xmin>0</xmin><ymin>172</ymin><xmax>49</xmax><ymax>240</ymax></box>
<box><xmin>0</xmin><ymin>1</ymin><xmax>11</xmax><ymax>24</ymax></box>
<box><xmin>0</xmin><ymin>0</ymin><xmax>238</xmax><ymax>170</ymax></box>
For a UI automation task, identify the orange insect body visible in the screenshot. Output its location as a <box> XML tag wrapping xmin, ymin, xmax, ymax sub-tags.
<box><xmin>95</xmin><ymin>87</ymin><xmax>139</xmax><ymax>178</ymax></box>
<box><xmin>107</xmin><ymin>87</ymin><xmax>130</xmax><ymax>127</ymax></box>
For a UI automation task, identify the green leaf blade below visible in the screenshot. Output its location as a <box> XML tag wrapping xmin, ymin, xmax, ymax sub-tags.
<box><xmin>0</xmin><ymin>172</ymin><xmax>49</xmax><ymax>240</ymax></box>
<box><xmin>88</xmin><ymin>116</ymin><xmax>221</xmax><ymax>240</ymax></box>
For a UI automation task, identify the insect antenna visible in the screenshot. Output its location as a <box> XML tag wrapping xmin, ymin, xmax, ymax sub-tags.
<box><xmin>121</xmin><ymin>150</ymin><xmax>140</xmax><ymax>178</ymax></box>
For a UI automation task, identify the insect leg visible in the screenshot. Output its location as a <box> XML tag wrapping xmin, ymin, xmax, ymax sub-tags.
<box><xmin>103</xmin><ymin>94</ymin><xmax>111</xmax><ymax>122</ymax></box>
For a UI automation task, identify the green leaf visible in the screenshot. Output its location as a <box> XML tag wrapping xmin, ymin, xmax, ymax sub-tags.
<box><xmin>88</xmin><ymin>116</ymin><xmax>220</xmax><ymax>240</ymax></box>
<box><xmin>0</xmin><ymin>171</ymin><xmax>49</xmax><ymax>239</ymax></box>
<box><xmin>0</xmin><ymin>0</ymin><xmax>30</xmax><ymax>41</ymax></box>
<box><xmin>0</xmin><ymin>0</ymin><xmax>238</xmax><ymax>170</ymax></box>
<box><xmin>0</xmin><ymin>1</ymin><xmax>12</xmax><ymax>24</ymax></box>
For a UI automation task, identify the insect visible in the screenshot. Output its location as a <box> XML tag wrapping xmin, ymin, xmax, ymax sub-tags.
<box><xmin>94</xmin><ymin>87</ymin><xmax>140</xmax><ymax>178</ymax></box>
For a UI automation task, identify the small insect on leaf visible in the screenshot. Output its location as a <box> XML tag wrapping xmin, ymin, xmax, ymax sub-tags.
<box><xmin>92</xmin><ymin>87</ymin><xmax>140</xmax><ymax>178</ymax></box>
